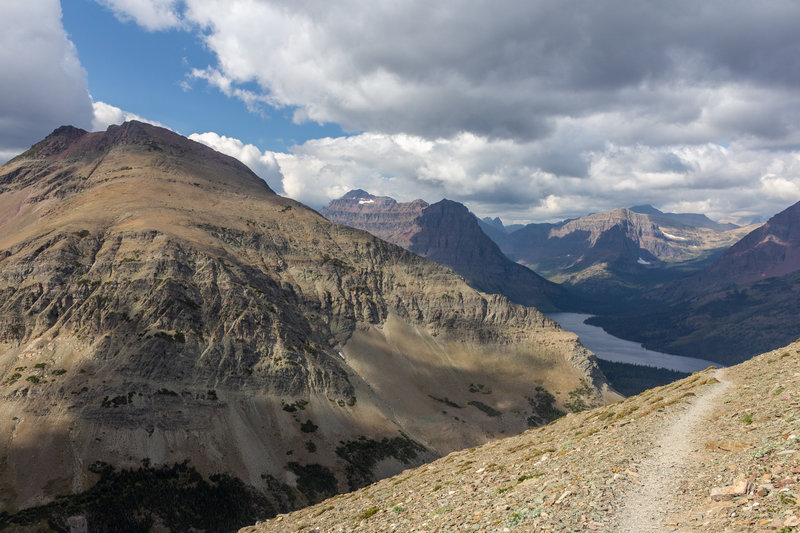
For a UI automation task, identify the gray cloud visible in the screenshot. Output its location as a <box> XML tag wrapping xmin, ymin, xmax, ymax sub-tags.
<box><xmin>0</xmin><ymin>1</ymin><xmax>94</xmax><ymax>160</ymax></box>
<box><xmin>168</xmin><ymin>0</ymin><xmax>800</xmax><ymax>142</ymax></box>
<box><xmin>94</xmin><ymin>1</ymin><xmax>800</xmax><ymax>222</ymax></box>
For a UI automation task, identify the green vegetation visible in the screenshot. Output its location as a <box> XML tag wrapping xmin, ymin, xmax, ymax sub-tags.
<box><xmin>428</xmin><ymin>395</ymin><xmax>463</xmax><ymax>408</ymax></box>
<box><xmin>282</xmin><ymin>399</ymin><xmax>308</xmax><ymax>412</ymax></box>
<box><xmin>300</xmin><ymin>419</ymin><xmax>318</xmax><ymax>433</ymax></box>
<box><xmin>25</xmin><ymin>376</ymin><xmax>40</xmax><ymax>384</ymax></box>
<box><xmin>72</xmin><ymin>229</ymin><xmax>90</xmax><ymax>238</ymax></box>
<box><xmin>33</xmin><ymin>363</ymin><xmax>46</xmax><ymax>369</ymax></box>
<box><xmin>564</xmin><ymin>380</ymin><xmax>594</xmax><ymax>413</ymax></box>
<box><xmin>286</xmin><ymin>462</ymin><xmax>338</xmax><ymax>502</ymax></box>
<box><xmin>596</xmin><ymin>359</ymin><xmax>690</xmax><ymax>396</ymax></box>
<box><xmin>469</xmin><ymin>383</ymin><xmax>491</xmax><ymax>394</ymax></box>
<box><xmin>6</xmin><ymin>373</ymin><xmax>21</xmax><ymax>384</ymax></box>
<box><xmin>336</xmin><ymin>435</ymin><xmax>426</xmax><ymax>491</ymax></box>
<box><xmin>467</xmin><ymin>400</ymin><xmax>501</xmax><ymax>417</ymax></box>
<box><xmin>0</xmin><ymin>461</ymin><xmax>273</xmax><ymax>532</ymax></box>
<box><xmin>102</xmin><ymin>393</ymin><xmax>135</xmax><ymax>408</ymax></box>
<box><xmin>742</xmin><ymin>413</ymin><xmax>753</xmax><ymax>425</ymax></box>
<box><xmin>357</xmin><ymin>507</ymin><xmax>380</xmax><ymax>520</ymax></box>
<box><xmin>52</xmin><ymin>369</ymin><xmax>67</xmax><ymax>376</ymax></box>
<box><xmin>527</xmin><ymin>387</ymin><xmax>565</xmax><ymax>426</ymax></box>
<box><xmin>153</xmin><ymin>330</ymin><xmax>186</xmax><ymax>344</ymax></box>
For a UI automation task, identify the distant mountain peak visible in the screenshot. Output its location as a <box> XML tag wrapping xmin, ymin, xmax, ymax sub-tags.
<box><xmin>322</xmin><ymin>191</ymin><xmax>567</xmax><ymax>311</ymax></box>
<box><xmin>629</xmin><ymin>204</ymin><xmax>664</xmax><ymax>216</ymax></box>
<box><xmin>341</xmin><ymin>189</ymin><xmax>375</xmax><ymax>199</ymax></box>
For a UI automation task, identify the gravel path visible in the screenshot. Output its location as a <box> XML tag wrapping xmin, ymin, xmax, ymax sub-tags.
<box><xmin>615</xmin><ymin>369</ymin><xmax>731</xmax><ymax>532</ymax></box>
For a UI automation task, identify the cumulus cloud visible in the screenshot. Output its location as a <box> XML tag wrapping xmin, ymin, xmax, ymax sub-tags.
<box><xmin>96</xmin><ymin>0</ymin><xmax>183</xmax><ymax>31</ymax></box>
<box><xmin>106</xmin><ymin>0</ymin><xmax>800</xmax><ymax>143</ymax></box>
<box><xmin>0</xmin><ymin>1</ymin><xmax>94</xmax><ymax>161</ymax></box>
<box><xmin>92</xmin><ymin>101</ymin><xmax>166</xmax><ymax>131</ymax></box>
<box><xmin>188</xmin><ymin>131</ymin><xmax>284</xmax><ymax>193</ymax></box>
<box><xmin>188</xmin><ymin>130</ymin><xmax>799</xmax><ymax>224</ymax></box>
<box><xmin>95</xmin><ymin>0</ymin><xmax>800</xmax><ymax>221</ymax></box>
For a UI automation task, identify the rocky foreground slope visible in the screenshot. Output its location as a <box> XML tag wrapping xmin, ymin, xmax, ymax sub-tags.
<box><xmin>0</xmin><ymin>122</ymin><xmax>615</xmax><ymax>528</ymax></box>
<box><xmin>243</xmin><ymin>341</ymin><xmax>800</xmax><ymax>532</ymax></box>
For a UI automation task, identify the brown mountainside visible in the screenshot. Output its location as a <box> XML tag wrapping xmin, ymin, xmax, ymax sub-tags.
<box><xmin>699</xmin><ymin>199</ymin><xmax>800</xmax><ymax>286</ymax></box>
<box><xmin>321</xmin><ymin>191</ymin><xmax>568</xmax><ymax>311</ymax></box>
<box><xmin>0</xmin><ymin>122</ymin><xmax>615</xmax><ymax>527</ymax></box>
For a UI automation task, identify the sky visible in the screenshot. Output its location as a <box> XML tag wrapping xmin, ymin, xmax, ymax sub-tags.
<box><xmin>2</xmin><ymin>1</ymin><xmax>800</xmax><ymax>224</ymax></box>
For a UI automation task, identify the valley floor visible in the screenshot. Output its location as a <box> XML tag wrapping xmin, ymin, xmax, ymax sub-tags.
<box><xmin>241</xmin><ymin>343</ymin><xmax>800</xmax><ymax>532</ymax></box>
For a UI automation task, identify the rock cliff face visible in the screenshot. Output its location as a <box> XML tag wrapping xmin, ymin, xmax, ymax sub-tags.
<box><xmin>321</xmin><ymin>192</ymin><xmax>568</xmax><ymax>311</ymax></box>
<box><xmin>490</xmin><ymin>207</ymin><xmax>755</xmax><ymax>302</ymax></box>
<box><xmin>320</xmin><ymin>189</ymin><xmax>427</xmax><ymax>248</ymax></box>
<box><xmin>0</xmin><ymin>122</ymin><xmax>615</xmax><ymax>526</ymax></box>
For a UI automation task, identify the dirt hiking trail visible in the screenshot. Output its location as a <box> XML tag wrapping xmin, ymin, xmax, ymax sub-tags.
<box><xmin>615</xmin><ymin>369</ymin><xmax>731</xmax><ymax>532</ymax></box>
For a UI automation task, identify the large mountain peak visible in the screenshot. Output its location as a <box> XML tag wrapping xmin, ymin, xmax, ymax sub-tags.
<box><xmin>0</xmin><ymin>127</ymin><xmax>613</xmax><ymax>526</ymax></box>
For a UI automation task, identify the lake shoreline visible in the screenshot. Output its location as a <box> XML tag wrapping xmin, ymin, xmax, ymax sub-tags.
<box><xmin>548</xmin><ymin>312</ymin><xmax>720</xmax><ymax>373</ymax></box>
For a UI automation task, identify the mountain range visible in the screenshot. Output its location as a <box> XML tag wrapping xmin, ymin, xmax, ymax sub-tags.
<box><xmin>321</xmin><ymin>190</ymin><xmax>568</xmax><ymax>311</ymax></box>
<box><xmin>591</xmin><ymin>199</ymin><xmax>800</xmax><ymax>364</ymax></box>
<box><xmin>322</xmin><ymin>188</ymin><xmax>800</xmax><ymax>364</ymax></box>
<box><xmin>0</xmin><ymin>122</ymin><xmax>615</xmax><ymax>530</ymax></box>
<box><xmin>481</xmin><ymin>206</ymin><xmax>755</xmax><ymax>303</ymax></box>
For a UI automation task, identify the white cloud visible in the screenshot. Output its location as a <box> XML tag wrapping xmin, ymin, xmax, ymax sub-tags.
<box><xmin>258</xmin><ymin>132</ymin><xmax>800</xmax><ymax>224</ymax></box>
<box><xmin>0</xmin><ymin>0</ymin><xmax>93</xmax><ymax>162</ymax></box>
<box><xmin>82</xmin><ymin>1</ymin><xmax>800</xmax><ymax>222</ymax></box>
<box><xmin>188</xmin><ymin>131</ymin><xmax>284</xmax><ymax>193</ymax></box>
<box><xmin>95</xmin><ymin>0</ymin><xmax>183</xmax><ymax>31</ymax></box>
<box><xmin>91</xmin><ymin>101</ymin><xmax>166</xmax><ymax>131</ymax></box>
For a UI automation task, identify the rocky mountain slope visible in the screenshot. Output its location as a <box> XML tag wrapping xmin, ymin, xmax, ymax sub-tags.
<box><xmin>242</xmin><ymin>340</ymin><xmax>800</xmax><ymax>533</ymax></box>
<box><xmin>591</xmin><ymin>200</ymin><xmax>800</xmax><ymax>364</ymax></box>
<box><xmin>321</xmin><ymin>191</ymin><xmax>568</xmax><ymax>311</ymax></box>
<box><xmin>488</xmin><ymin>207</ymin><xmax>755</xmax><ymax>305</ymax></box>
<box><xmin>0</xmin><ymin>122</ymin><xmax>615</xmax><ymax>529</ymax></box>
